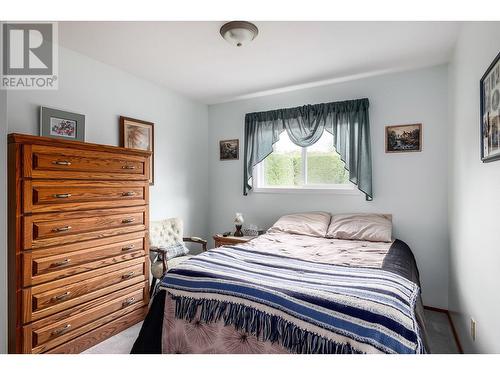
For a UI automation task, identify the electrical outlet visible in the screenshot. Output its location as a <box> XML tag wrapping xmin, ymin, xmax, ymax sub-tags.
<box><xmin>470</xmin><ymin>318</ymin><xmax>476</xmax><ymax>341</ymax></box>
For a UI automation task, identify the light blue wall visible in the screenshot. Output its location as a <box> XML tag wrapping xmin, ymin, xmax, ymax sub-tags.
<box><xmin>2</xmin><ymin>47</ymin><xmax>209</xmax><ymax>353</ymax></box>
<box><xmin>448</xmin><ymin>21</ymin><xmax>500</xmax><ymax>353</ymax></box>
<box><xmin>7</xmin><ymin>46</ymin><xmax>210</xmax><ymax>240</ymax></box>
<box><xmin>208</xmin><ymin>65</ymin><xmax>450</xmax><ymax>309</ymax></box>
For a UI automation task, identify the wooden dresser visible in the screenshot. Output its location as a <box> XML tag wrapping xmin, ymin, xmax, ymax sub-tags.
<box><xmin>8</xmin><ymin>133</ymin><xmax>152</xmax><ymax>354</ymax></box>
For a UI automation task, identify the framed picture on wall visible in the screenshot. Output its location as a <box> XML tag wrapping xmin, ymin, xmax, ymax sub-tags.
<box><xmin>120</xmin><ymin>116</ymin><xmax>154</xmax><ymax>185</ymax></box>
<box><xmin>40</xmin><ymin>106</ymin><xmax>86</xmax><ymax>141</ymax></box>
<box><xmin>220</xmin><ymin>139</ymin><xmax>239</xmax><ymax>160</ymax></box>
<box><xmin>480</xmin><ymin>51</ymin><xmax>500</xmax><ymax>162</ymax></box>
<box><xmin>385</xmin><ymin>123</ymin><xmax>422</xmax><ymax>153</ymax></box>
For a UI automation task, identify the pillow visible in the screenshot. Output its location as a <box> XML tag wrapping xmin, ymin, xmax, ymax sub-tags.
<box><xmin>267</xmin><ymin>212</ymin><xmax>331</xmax><ymax>237</ymax></box>
<box><xmin>149</xmin><ymin>243</ymin><xmax>189</xmax><ymax>262</ymax></box>
<box><xmin>326</xmin><ymin>213</ymin><xmax>392</xmax><ymax>242</ymax></box>
<box><xmin>151</xmin><ymin>242</ymin><xmax>190</xmax><ymax>261</ymax></box>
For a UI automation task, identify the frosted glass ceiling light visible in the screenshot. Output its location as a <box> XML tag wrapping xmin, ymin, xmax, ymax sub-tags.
<box><xmin>220</xmin><ymin>21</ymin><xmax>258</xmax><ymax>47</ymax></box>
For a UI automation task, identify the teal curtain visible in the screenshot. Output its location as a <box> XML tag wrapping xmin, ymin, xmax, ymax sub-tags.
<box><xmin>243</xmin><ymin>98</ymin><xmax>372</xmax><ymax>200</ymax></box>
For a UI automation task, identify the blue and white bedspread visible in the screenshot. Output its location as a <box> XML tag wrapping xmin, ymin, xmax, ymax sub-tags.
<box><xmin>160</xmin><ymin>245</ymin><xmax>425</xmax><ymax>354</ymax></box>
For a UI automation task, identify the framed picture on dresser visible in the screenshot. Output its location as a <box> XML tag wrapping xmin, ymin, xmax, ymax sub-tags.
<box><xmin>480</xmin><ymin>51</ymin><xmax>500</xmax><ymax>162</ymax></box>
<box><xmin>40</xmin><ymin>106</ymin><xmax>86</xmax><ymax>141</ymax></box>
<box><xmin>120</xmin><ymin>116</ymin><xmax>155</xmax><ymax>185</ymax></box>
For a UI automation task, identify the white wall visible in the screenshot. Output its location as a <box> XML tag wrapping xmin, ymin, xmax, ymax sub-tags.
<box><xmin>7</xmin><ymin>46</ymin><xmax>209</xmax><ymax>237</ymax></box>
<box><xmin>448</xmin><ymin>22</ymin><xmax>500</xmax><ymax>353</ymax></box>
<box><xmin>3</xmin><ymin>47</ymin><xmax>209</xmax><ymax>353</ymax></box>
<box><xmin>208</xmin><ymin>65</ymin><xmax>450</xmax><ymax>308</ymax></box>
<box><xmin>0</xmin><ymin>85</ymin><xmax>8</xmax><ymax>354</ymax></box>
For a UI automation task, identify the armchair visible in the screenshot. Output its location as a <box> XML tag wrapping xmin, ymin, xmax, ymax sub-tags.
<box><xmin>149</xmin><ymin>218</ymin><xmax>207</xmax><ymax>297</ymax></box>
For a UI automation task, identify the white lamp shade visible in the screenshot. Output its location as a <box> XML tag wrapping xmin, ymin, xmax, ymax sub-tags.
<box><xmin>235</xmin><ymin>212</ymin><xmax>244</xmax><ymax>224</ymax></box>
<box><xmin>222</xmin><ymin>28</ymin><xmax>254</xmax><ymax>47</ymax></box>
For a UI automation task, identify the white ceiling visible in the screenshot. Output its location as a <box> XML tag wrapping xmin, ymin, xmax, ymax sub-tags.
<box><xmin>59</xmin><ymin>22</ymin><xmax>460</xmax><ymax>104</ymax></box>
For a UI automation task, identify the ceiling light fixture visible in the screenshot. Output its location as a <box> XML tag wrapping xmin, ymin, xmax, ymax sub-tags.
<box><xmin>220</xmin><ymin>21</ymin><xmax>259</xmax><ymax>47</ymax></box>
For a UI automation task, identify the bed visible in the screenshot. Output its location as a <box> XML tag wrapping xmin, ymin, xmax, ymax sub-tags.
<box><xmin>132</xmin><ymin>213</ymin><xmax>428</xmax><ymax>354</ymax></box>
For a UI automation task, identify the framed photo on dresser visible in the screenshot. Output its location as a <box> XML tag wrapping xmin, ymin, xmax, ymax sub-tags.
<box><xmin>40</xmin><ymin>106</ymin><xmax>86</xmax><ymax>141</ymax></box>
<box><xmin>120</xmin><ymin>116</ymin><xmax>155</xmax><ymax>185</ymax></box>
<box><xmin>480</xmin><ymin>51</ymin><xmax>500</xmax><ymax>162</ymax></box>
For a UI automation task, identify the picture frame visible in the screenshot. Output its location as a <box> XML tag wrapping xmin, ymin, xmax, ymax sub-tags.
<box><xmin>385</xmin><ymin>124</ymin><xmax>422</xmax><ymax>153</ymax></box>
<box><xmin>480</xmin><ymin>51</ymin><xmax>500</xmax><ymax>162</ymax></box>
<box><xmin>219</xmin><ymin>139</ymin><xmax>239</xmax><ymax>160</ymax></box>
<box><xmin>40</xmin><ymin>106</ymin><xmax>85</xmax><ymax>141</ymax></box>
<box><xmin>119</xmin><ymin>116</ymin><xmax>155</xmax><ymax>185</ymax></box>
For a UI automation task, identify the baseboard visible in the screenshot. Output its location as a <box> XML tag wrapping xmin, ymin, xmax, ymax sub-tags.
<box><xmin>424</xmin><ymin>305</ymin><xmax>464</xmax><ymax>354</ymax></box>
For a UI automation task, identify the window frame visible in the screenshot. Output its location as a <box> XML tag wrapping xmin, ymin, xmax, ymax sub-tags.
<box><xmin>252</xmin><ymin>139</ymin><xmax>360</xmax><ymax>195</ymax></box>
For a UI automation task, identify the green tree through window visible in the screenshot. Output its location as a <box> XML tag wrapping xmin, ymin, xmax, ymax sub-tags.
<box><xmin>261</xmin><ymin>131</ymin><xmax>349</xmax><ymax>187</ymax></box>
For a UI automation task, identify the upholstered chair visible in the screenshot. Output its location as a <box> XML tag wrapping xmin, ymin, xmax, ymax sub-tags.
<box><xmin>149</xmin><ymin>218</ymin><xmax>207</xmax><ymax>296</ymax></box>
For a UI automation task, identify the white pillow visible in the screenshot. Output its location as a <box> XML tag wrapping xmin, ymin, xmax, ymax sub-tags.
<box><xmin>267</xmin><ymin>212</ymin><xmax>331</xmax><ymax>238</ymax></box>
<box><xmin>326</xmin><ymin>213</ymin><xmax>392</xmax><ymax>242</ymax></box>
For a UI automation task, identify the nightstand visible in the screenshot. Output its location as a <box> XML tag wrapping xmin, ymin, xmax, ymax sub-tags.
<box><xmin>213</xmin><ymin>234</ymin><xmax>256</xmax><ymax>248</ymax></box>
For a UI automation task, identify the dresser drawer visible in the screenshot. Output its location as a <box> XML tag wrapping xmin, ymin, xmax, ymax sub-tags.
<box><xmin>24</xmin><ymin>206</ymin><xmax>147</xmax><ymax>249</ymax></box>
<box><xmin>32</xmin><ymin>263</ymin><xmax>144</xmax><ymax>312</ymax></box>
<box><xmin>22</xmin><ymin>257</ymin><xmax>147</xmax><ymax>323</ymax></box>
<box><xmin>24</xmin><ymin>180</ymin><xmax>148</xmax><ymax>213</ymax></box>
<box><xmin>23</xmin><ymin>233</ymin><xmax>147</xmax><ymax>287</ymax></box>
<box><xmin>24</xmin><ymin>144</ymin><xmax>149</xmax><ymax>181</ymax></box>
<box><xmin>24</xmin><ymin>283</ymin><xmax>147</xmax><ymax>354</ymax></box>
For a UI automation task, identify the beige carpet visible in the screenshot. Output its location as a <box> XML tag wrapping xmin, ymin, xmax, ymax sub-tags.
<box><xmin>82</xmin><ymin>322</ymin><xmax>142</xmax><ymax>354</ymax></box>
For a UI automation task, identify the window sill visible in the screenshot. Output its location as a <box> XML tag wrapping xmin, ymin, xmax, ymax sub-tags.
<box><xmin>252</xmin><ymin>186</ymin><xmax>361</xmax><ymax>195</ymax></box>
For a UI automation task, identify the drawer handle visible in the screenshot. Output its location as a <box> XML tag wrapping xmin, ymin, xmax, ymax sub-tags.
<box><xmin>122</xmin><ymin>191</ymin><xmax>136</xmax><ymax>197</ymax></box>
<box><xmin>53</xmin><ymin>193</ymin><xmax>72</xmax><ymax>199</ymax></box>
<box><xmin>122</xmin><ymin>271</ymin><xmax>135</xmax><ymax>280</ymax></box>
<box><xmin>50</xmin><ymin>259</ymin><xmax>71</xmax><ymax>268</ymax></box>
<box><xmin>51</xmin><ymin>324</ymin><xmax>71</xmax><ymax>336</ymax></box>
<box><xmin>52</xmin><ymin>291</ymin><xmax>71</xmax><ymax>302</ymax></box>
<box><xmin>52</xmin><ymin>225</ymin><xmax>72</xmax><ymax>233</ymax></box>
<box><xmin>52</xmin><ymin>160</ymin><xmax>72</xmax><ymax>166</ymax></box>
<box><xmin>122</xmin><ymin>165</ymin><xmax>136</xmax><ymax>170</ymax></box>
<box><xmin>122</xmin><ymin>244</ymin><xmax>135</xmax><ymax>251</ymax></box>
<box><xmin>122</xmin><ymin>297</ymin><xmax>136</xmax><ymax>307</ymax></box>
<box><xmin>122</xmin><ymin>218</ymin><xmax>135</xmax><ymax>224</ymax></box>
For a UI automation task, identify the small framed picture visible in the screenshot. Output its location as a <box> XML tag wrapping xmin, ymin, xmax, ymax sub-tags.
<box><xmin>120</xmin><ymin>116</ymin><xmax>154</xmax><ymax>185</ymax></box>
<box><xmin>220</xmin><ymin>139</ymin><xmax>239</xmax><ymax>160</ymax></box>
<box><xmin>480</xmin><ymin>51</ymin><xmax>500</xmax><ymax>162</ymax></box>
<box><xmin>40</xmin><ymin>107</ymin><xmax>85</xmax><ymax>141</ymax></box>
<box><xmin>385</xmin><ymin>124</ymin><xmax>422</xmax><ymax>153</ymax></box>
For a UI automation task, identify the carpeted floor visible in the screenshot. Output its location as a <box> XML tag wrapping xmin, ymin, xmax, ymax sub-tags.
<box><xmin>82</xmin><ymin>322</ymin><xmax>142</xmax><ymax>354</ymax></box>
<box><xmin>423</xmin><ymin>309</ymin><xmax>461</xmax><ymax>354</ymax></box>
<box><xmin>82</xmin><ymin>309</ymin><xmax>461</xmax><ymax>354</ymax></box>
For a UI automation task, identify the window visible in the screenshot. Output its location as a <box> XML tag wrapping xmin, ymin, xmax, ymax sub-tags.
<box><xmin>254</xmin><ymin>131</ymin><xmax>355</xmax><ymax>193</ymax></box>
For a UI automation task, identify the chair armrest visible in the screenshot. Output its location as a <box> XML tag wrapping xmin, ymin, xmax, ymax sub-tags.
<box><xmin>183</xmin><ymin>237</ymin><xmax>207</xmax><ymax>252</ymax></box>
<box><xmin>149</xmin><ymin>247</ymin><xmax>168</xmax><ymax>275</ymax></box>
<box><xmin>150</xmin><ymin>247</ymin><xmax>168</xmax><ymax>256</ymax></box>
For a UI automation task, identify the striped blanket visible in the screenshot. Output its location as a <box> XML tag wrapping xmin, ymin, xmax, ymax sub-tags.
<box><xmin>160</xmin><ymin>246</ymin><xmax>425</xmax><ymax>354</ymax></box>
